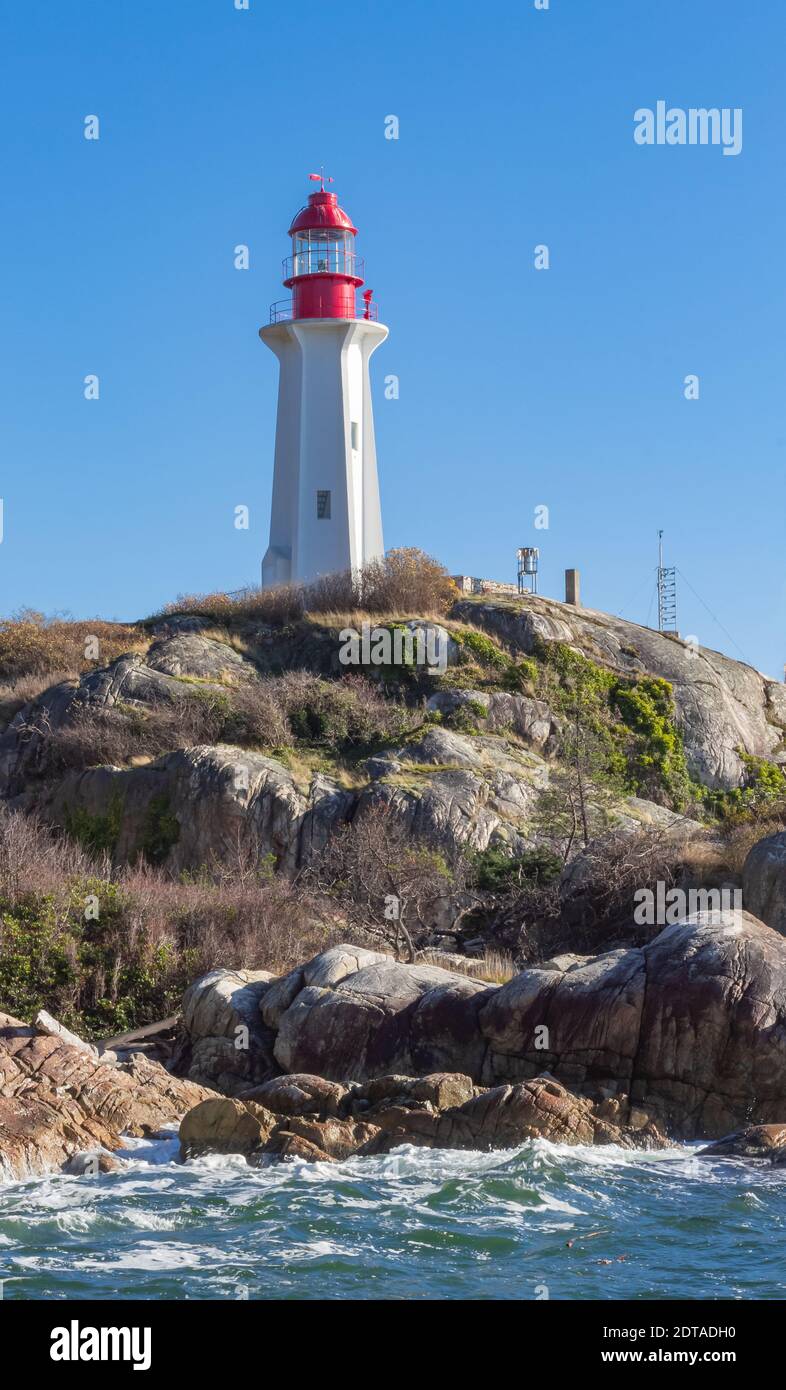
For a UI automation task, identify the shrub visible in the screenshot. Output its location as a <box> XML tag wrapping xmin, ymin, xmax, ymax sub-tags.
<box><xmin>0</xmin><ymin>807</ymin><xmax>333</xmax><ymax>1037</ymax></box>
<box><xmin>305</xmin><ymin>804</ymin><xmax>458</xmax><ymax>961</ymax></box>
<box><xmin>44</xmin><ymin>692</ymin><xmax>230</xmax><ymax>773</ymax></box>
<box><xmin>272</xmin><ymin>671</ymin><xmax>413</xmax><ymax>752</ymax></box>
<box><xmin>471</xmin><ymin>845</ymin><xmax>563</xmax><ymax>892</ymax></box>
<box><xmin>63</xmin><ymin>793</ymin><xmax>125</xmax><ymax>857</ymax></box>
<box><xmin>156</xmin><ymin>549</ymin><xmax>457</xmax><ymax>627</ymax></box>
<box><xmin>354</xmin><ymin>548</ymin><xmax>457</xmax><ymax>615</ymax></box>
<box><xmin>155</xmin><ymin>584</ymin><xmax>306</xmax><ymax>627</ymax></box>
<box><xmin>534</xmin><ymin>640</ymin><xmax>695</xmax><ymax>809</ymax></box>
<box><xmin>139</xmin><ymin>795</ymin><xmax>180</xmax><ymax>864</ymax></box>
<box><xmin>454</xmin><ymin>628</ymin><xmax>511</xmax><ymax>670</ymax></box>
<box><xmin>442</xmin><ymin>699</ymin><xmax>488</xmax><ymax>734</ymax></box>
<box><xmin>0</xmin><ymin>611</ymin><xmax>142</xmax><ymax>680</ymax></box>
<box><xmin>37</xmin><ymin>669</ymin><xmax>413</xmax><ymax>781</ymax></box>
<box><xmin>706</xmin><ymin>754</ymin><xmax>786</xmax><ymax>821</ymax></box>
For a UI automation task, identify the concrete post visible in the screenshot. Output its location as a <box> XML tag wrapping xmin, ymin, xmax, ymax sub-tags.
<box><xmin>565</xmin><ymin>569</ymin><xmax>581</xmax><ymax>606</ymax></box>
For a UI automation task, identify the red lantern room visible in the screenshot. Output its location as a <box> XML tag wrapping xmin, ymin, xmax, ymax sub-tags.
<box><xmin>271</xmin><ymin>177</ymin><xmax>377</xmax><ymax>323</ymax></box>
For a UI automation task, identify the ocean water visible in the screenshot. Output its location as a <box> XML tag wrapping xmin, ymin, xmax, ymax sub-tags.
<box><xmin>0</xmin><ymin>1133</ymin><xmax>783</xmax><ymax>1301</ymax></box>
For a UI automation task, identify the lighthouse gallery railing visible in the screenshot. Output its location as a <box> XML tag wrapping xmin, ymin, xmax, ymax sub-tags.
<box><xmin>269</xmin><ymin>298</ymin><xmax>379</xmax><ymax>324</ymax></box>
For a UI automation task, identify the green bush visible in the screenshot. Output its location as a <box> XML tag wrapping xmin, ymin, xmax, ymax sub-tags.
<box><xmin>443</xmin><ymin>699</ymin><xmax>488</xmax><ymax>734</ymax></box>
<box><xmin>64</xmin><ymin>792</ymin><xmax>125</xmax><ymax>856</ymax></box>
<box><xmin>139</xmin><ymin>794</ymin><xmax>180</xmax><ymax>864</ymax></box>
<box><xmin>705</xmin><ymin>753</ymin><xmax>786</xmax><ymax>820</ymax></box>
<box><xmin>0</xmin><ymin>877</ymin><xmax>187</xmax><ymax>1036</ymax></box>
<box><xmin>454</xmin><ymin>628</ymin><xmax>511</xmax><ymax>670</ymax></box>
<box><xmin>534</xmin><ymin>640</ymin><xmax>695</xmax><ymax>809</ymax></box>
<box><xmin>471</xmin><ymin>845</ymin><xmax>563</xmax><ymax>892</ymax></box>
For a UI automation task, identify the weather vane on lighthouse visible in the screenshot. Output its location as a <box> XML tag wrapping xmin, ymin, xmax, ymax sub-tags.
<box><xmin>308</xmin><ymin>167</ymin><xmax>333</xmax><ymax>191</ymax></box>
<box><xmin>259</xmin><ymin>175</ymin><xmax>387</xmax><ymax>588</ymax></box>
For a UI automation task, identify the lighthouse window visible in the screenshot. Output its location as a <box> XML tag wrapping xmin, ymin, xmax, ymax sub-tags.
<box><xmin>350</xmin><ymin>422</ymin><xmax>360</xmax><ymax>451</ymax></box>
<box><xmin>317</xmin><ymin>490</ymin><xmax>331</xmax><ymax>519</ymax></box>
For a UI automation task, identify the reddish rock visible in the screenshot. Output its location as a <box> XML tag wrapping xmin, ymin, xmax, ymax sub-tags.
<box><xmin>0</xmin><ymin>1014</ymin><xmax>212</xmax><ymax>1180</ymax></box>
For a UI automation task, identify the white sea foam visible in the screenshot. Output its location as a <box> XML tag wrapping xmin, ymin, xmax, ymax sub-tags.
<box><xmin>73</xmin><ymin>1240</ymin><xmax>227</xmax><ymax>1273</ymax></box>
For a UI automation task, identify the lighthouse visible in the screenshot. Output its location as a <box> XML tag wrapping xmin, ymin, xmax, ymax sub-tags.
<box><xmin>259</xmin><ymin>177</ymin><xmax>388</xmax><ymax>588</ymax></box>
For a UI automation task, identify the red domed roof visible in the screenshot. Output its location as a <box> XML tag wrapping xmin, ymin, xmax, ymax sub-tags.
<box><xmin>288</xmin><ymin>191</ymin><xmax>357</xmax><ymax>236</ymax></box>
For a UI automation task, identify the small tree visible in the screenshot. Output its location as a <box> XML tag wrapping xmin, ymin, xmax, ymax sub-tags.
<box><xmin>305</xmin><ymin>804</ymin><xmax>460</xmax><ymax>961</ymax></box>
<box><xmin>537</xmin><ymin>671</ymin><xmax>622</xmax><ymax>862</ymax></box>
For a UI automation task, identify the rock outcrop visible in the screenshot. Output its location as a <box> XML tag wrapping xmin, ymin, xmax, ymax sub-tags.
<box><xmin>743</xmin><ymin>830</ymin><xmax>786</xmax><ymax>936</ymax></box>
<box><xmin>45</xmin><ymin>745</ymin><xmax>354</xmax><ymax>874</ymax></box>
<box><xmin>183</xmin><ymin>912</ymin><xmax>786</xmax><ymax>1139</ymax></box>
<box><xmin>452</xmin><ymin>594</ymin><xmax>786</xmax><ymax>791</ymax></box>
<box><xmin>0</xmin><ymin>1013</ymin><xmax>212</xmax><ymax>1180</ymax></box>
<box><xmin>144</xmin><ymin>632</ymin><xmax>249</xmax><ymax>682</ymax></box>
<box><xmin>178</xmin><ymin>1071</ymin><xmax>667</xmax><ymax>1165</ymax></box>
<box><xmin>699</xmin><ymin>1123</ymin><xmax>786</xmax><ymax>1164</ymax></box>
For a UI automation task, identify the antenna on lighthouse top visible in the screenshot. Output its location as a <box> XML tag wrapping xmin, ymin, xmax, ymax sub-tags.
<box><xmin>308</xmin><ymin>168</ymin><xmax>334</xmax><ymax>191</ymax></box>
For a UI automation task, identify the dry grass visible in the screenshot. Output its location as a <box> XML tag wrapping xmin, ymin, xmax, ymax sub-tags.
<box><xmin>0</xmin><ymin>612</ymin><xmax>145</xmax><ymax>681</ymax></box>
<box><xmin>417</xmin><ymin>947</ymin><xmax>517</xmax><ymax>984</ymax></box>
<box><xmin>156</xmin><ymin>549</ymin><xmax>458</xmax><ymax>627</ymax></box>
<box><xmin>0</xmin><ymin>671</ymin><xmax>78</xmax><ymax>730</ymax></box>
<box><xmin>721</xmin><ymin>812</ymin><xmax>786</xmax><ymax>876</ymax></box>
<box><xmin>302</xmin><ymin>607</ymin><xmax>444</xmax><ymax>631</ymax></box>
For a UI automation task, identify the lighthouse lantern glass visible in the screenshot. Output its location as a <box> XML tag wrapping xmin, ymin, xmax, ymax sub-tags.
<box><xmin>293</xmin><ymin>229</ymin><xmax>354</xmax><ymax>276</ymax></box>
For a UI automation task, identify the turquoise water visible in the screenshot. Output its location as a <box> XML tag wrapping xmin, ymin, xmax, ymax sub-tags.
<box><xmin>1</xmin><ymin>1134</ymin><xmax>783</xmax><ymax>1301</ymax></box>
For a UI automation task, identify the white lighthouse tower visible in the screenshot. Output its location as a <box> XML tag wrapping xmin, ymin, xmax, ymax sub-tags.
<box><xmin>259</xmin><ymin>176</ymin><xmax>388</xmax><ymax>587</ymax></box>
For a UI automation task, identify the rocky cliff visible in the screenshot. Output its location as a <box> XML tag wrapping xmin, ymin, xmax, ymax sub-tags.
<box><xmin>2</xmin><ymin>592</ymin><xmax>783</xmax><ymax>882</ymax></box>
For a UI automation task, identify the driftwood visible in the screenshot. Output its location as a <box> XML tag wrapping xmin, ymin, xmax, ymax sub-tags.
<box><xmin>99</xmin><ymin>1015</ymin><xmax>180</xmax><ymax>1052</ymax></box>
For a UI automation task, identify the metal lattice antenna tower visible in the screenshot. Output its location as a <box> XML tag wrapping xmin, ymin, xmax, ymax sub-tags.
<box><xmin>657</xmin><ymin>530</ymin><xmax>678</xmax><ymax>634</ymax></box>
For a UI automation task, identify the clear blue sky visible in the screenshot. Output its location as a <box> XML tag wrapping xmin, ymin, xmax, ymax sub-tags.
<box><xmin>1</xmin><ymin>0</ymin><xmax>784</xmax><ymax>678</ymax></box>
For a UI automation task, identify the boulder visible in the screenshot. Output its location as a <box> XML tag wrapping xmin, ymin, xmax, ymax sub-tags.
<box><xmin>44</xmin><ymin>744</ymin><xmax>355</xmax><ymax>874</ymax></box>
<box><xmin>258</xmin><ymin>914</ymin><xmax>786</xmax><ymax>1138</ymax></box>
<box><xmin>260</xmin><ymin>947</ymin><xmax>390</xmax><ymax>1029</ymax></box>
<box><xmin>63</xmin><ymin>1150</ymin><xmax>121</xmax><ymax>1176</ymax></box>
<box><xmin>352</xmin><ymin>1071</ymin><xmax>475</xmax><ymax>1114</ymax></box>
<box><xmin>426</xmin><ymin>689</ymin><xmax>555</xmax><ymax>751</ymax></box>
<box><xmin>0</xmin><ymin>655</ymin><xmax>187</xmax><ymax>795</ymax></box>
<box><xmin>240</xmin><ymin>1073</ymin><xmax>347</xmax><ymax>1118</ymax></box>
<box><xmin>179</xmin><ymin>1096</ymin><xmax>275</xmax><ymax>1159</ymax></box>
<box><xmin>482</xmin><ymin>910</ymin><xmax>786</xmax><ymax>1136</ymax></box>
<box><xmin>365</xmin><ymin>1077</ymin><xmax>668</xmax><ymax>1155</ymax></box>
<box><xmin>264</xmin><ymin>1115</ymin><xmax>380</xmax><ymax>1161</ymax></box>
<box><xmin>407</xmin><ymin>1072</ymin><xmax>476</xmax><ymax>1109</ymax></box>
<box><xmin>273</xmin><ymin>958</ymin><xmax>485</xmax><ymax>1080</ymax></box>
<box><xmin>264</xmin><ymin>1132</ymin><xmax>334</xmax><ymax>1163</ymax></box>
<box><xmin>175</xmin><ymin>1070</ymin><xmax>666</xmax><ymax>1165</ymax></box>
<box><xmin>743</xmin><ymin>830</ymin><xmax>786</xmax><ymax>936</ymax></box>
<box><xmin>180</xmin><ymin>969</ymin><xmax>277</xmax><ymax>1094</ymax></box>
<box><xmin>356</xmin><ymin>727</ymin><xmax>550</xmax><ymax>858</ymax></box>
